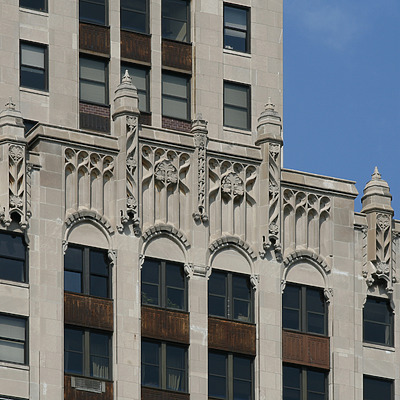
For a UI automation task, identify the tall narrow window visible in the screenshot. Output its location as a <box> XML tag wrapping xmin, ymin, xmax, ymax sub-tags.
<box><xmin>0</xmin><ymin>314</ymin><xmax>27</xmax><ymax>365</ymax></box>
<box><xmin>20</xmin><ymin>42</ymin><xmax>47</xmax><ymax>91</ymax></box>
<box><xmin>363</xmin><ymin>375</ymin><xmax>393</xmax><ymax>400</ymax></box>
<box><xmin>121</xmin><ymin>0</ymin><xmax>148</xmax><ymax>33</ymax></box>
<box><xmin>162</xmin><ymin>0</ymin><xmax>190</xmax><ymax>42</ymax></box>
<box><xmin>363</xmin><ymin>297</ymin><xmax>393</xmax><ymax>346</ymax></box>
<box><xmin>20</xmin><ymin>0</ymin><xmax>47</xmax><ymax>12</ymax></box>
<box><xmin>0</xmin><ymin>231</ymin><xmax>27</xmax><ymax>283</ymax></box>
<box><xmin>79</xmin><ymin>56</ymin><xmax>108</xmax><ymax>105</ymax></box>
<box><xmin>121</xmin><ymin>64</ymin><xmax>150</xmax><ymax>112</ymax></box>
<box><xmin>223</xmin><ymin>81</ymin><xmax>250</xmax><ymax>130</ymax></box>
<box><xmin>224</xmin><ymin>4</ymin><xmax>250</xmax><ymax>53</ymax></box>
<box><xmin>162</xmin><ymin>72</ymin><xmax>190</xmax><ymax>121</ymax></box>
<box><xmin>80</xmin><ymin>0</ymin><xmax>107</xmax><ymax>25</ymax></box>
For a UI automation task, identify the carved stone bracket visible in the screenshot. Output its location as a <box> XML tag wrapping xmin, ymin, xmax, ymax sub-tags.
<box><xmin>250</xmin><ymin>274</ymin><xmax>260</xmax><ymax>290</ymax></box>
<box><xmin>184</xmin><ymin>263</ymin><xmax>210</xmax><ymax>278</ymax></box>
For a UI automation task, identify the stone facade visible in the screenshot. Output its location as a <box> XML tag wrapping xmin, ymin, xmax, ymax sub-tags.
<box><xmin>0</xmin><ymin>0</ymin><xmax>399</xmax><ymax>400</ymax></box>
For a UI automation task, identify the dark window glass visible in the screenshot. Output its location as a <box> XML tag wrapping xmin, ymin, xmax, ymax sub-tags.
<box><xmin>64</xmin><ymin>328</ymin><xmax>111</xmax><ymax>379</ymax></box>
<box><xmin>363</xmin><ymin>376</ymin><xmax>393</xmax><ymax>400</ymax></box>
<box><xmin>363</xmin><ymin>297</ymin><xmax>393</xmax><ymax>346</ymax></box>
<box><xmin>80</xmin><ymin>0</ymin><xmax>107</xmax><ymax>25</ymax></box>
<box><xmin>79</xmin><ymin>56</ymin><xmax>108</xmax><ymax>105</ymax></box>
<box><xmin>283</xmin><ymin>284</ymin><xmax>327</xmax><ymax>336</ymax></box>
<box><xmin>0</xmin><ymin>232</ymin><xmax>26</xmax><ymax>283</ymax></box>
<box><xmin>224</xmin><ymin>5</ymin><xmax>249</xmax><ymax>53</ymax></box>
<box><xmin>141</xmin><ymin>340</ymin><xmax>187</xmax><ymax>393</ymax></box>
<box><xmin>20</xmin><ymin>42</ymin><xmax>47</xmax><ymax>91</ymax></box>
<box><xmin>208</xmin><ymin>270</ymin><xmax>253</xmax><ymax>323</ymax></box>
<box><xmin>64</xmin><ymin>245</ymin><xmax>110</xmax><ymax>298</ymax></box>
<box><xmin>23</xmin><ymin>119</ymin><xmax>38</xmax><ymax>135</ymax></box>
<box><xmin>208</xmin><ymin>351</ymin><xmax>253</xmax><ymax>400</ymax></box>
<box><xmin>223</xmin><ymin>81</ymin><xmax>250</xmax><ymax>130</ymax></box>
<box><xmin>162</xmin><ymin>72</ymin><xmax>190</xmax><ymax>120</ymax></box>
<box><xmin>20</xmin><ymin>0</ymin><xmax>47</xmax><ymax>12</ymax></box>
<box><xmin>141</xmin><ymin>259</ymin><xmax>186</xmax><ymax>311</ymax></box>
<box><xmin>121</xmin><ymin>64</ymin><xmax>150</xmax><ymax>112</ymax></box>
<box><xmin>0</xmin><ymin>314</ymin><xmax>27</xmax><ymax>365</ymax></box>
<box><xmin>121</xmin><ymin>0</ymin><xmax>148</xmax><ymax>33</ymax></box>
<box><xmin>162</xmin><ymin>0</ymin><xmax>189</xmax><ymax>42</ymax></box>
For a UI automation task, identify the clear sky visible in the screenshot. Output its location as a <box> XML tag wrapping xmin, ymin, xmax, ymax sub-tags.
<box><xmin>283</xmin><ymin>0</ymin><xmax>400</xmax><ymax>218</ymax></box>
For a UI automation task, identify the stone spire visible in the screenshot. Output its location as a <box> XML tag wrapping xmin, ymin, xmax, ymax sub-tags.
<box><xmin>255</xmin><ymin>98</ymin><xmax>282</xmax><ymax>145</ymax></box>
<box><xmin>0</xmin><ymin>97</ymin><xmax>25</xmax><ymax>138</ymax></box>
<box><xmin>113</xmin><ymin>71</ymin><xmax>139</xmax><ymax>120</ymax></box>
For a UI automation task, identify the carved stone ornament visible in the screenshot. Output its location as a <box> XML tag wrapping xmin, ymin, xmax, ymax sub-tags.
<box><xmin>250</xmin><ymin>274</ymin><xmax>260</xmax><ymax>290</ymax></box>
<box><xmin>221</xmin><ymin>172</ymin><xmax>244</xmax><ymax>197</ymax></box>
<box><xmin>154</xmin><ymin>160</ymin><xmax>178</xmax><ymax>185</ymax></box>
<box><xmin>377</xmin><ymin>213</ymin><xmax>390</xmax><ymax>230</ymax></box>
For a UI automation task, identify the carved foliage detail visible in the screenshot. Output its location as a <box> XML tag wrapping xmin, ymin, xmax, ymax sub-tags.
<box><xmin>193</xmin><ymin>129</ymin><xmax>208</xmax><ymax>222</ymax></box>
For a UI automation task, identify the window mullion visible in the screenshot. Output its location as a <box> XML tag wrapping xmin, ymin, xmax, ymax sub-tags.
<box><xmin>161</xmin><ymin>342</ymin><xmax>166</xmax><ymax>389</ymax></box>
<box><xmin>84</xmin><ymin>331</ymin><xmax>90</xmax><ymax>376</ymax></box>
<box><xmin>84</xmin><ymin>248</ymin><xmax>90</xmax><ymax>295</ymax></box>
<box><xmin>301</xmin><ymin>287</ymin><xmax>307</xmax><ymax>332</ymax></box>
<box><xmin>161</xmin><ymin>261</ymin><xmax>165</xmax><ymax>308</ymax></box>
<box><xmin>228</xmin><ymin>353</ymin><xmax>233</xmax><ymax>400</ymax></box>
<box><xmin>227</xmin><ymin>273</ymin><xmax>232</xmax><ymax>319</ymax></box>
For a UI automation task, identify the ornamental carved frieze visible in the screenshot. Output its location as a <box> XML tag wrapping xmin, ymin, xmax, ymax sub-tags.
<box><xmin>154</xmin><ymin>160</ymin><xmax>178</xmax><ymax>185</ymax></box>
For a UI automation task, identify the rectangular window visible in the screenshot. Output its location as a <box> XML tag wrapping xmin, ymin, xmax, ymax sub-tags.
<box><xmin>141</xmin><ymin>340</ymin><xmax>187</xmax><ymax>393</ymax></box>
<box><xmin>363</xmin><ymin>376</ymin><xmax>393</xmax><ymax>400</ymax></box>
<box><xmin>141</xmin><ymin>258</ymin><xmax>187</xmax><ymax>311</ymax></box>
<box><xmin>79</xmin><ymin>56</ymin><xmax>108</xmax><ymax>105</ymax></box>
<box><xmin>0</xmin><ymin>231</ymin><xmax>26</xmax><ymax>283</ymax></box>
<box><xmin>20</xmin><ymin>42</ymin><xmax>47</xmax><ymax>91</ymax></box>
<box><xmin>223</xmin><ymin>81</ymin><xmax>250</xmax><ymax>130</ymax></box>
<box><xmin>0</xmin><ymin>314</ymin><xmax>27</xmax><ymax>365</ymax></box>
<box><xmin>80</xmin><ymin>0</ymin><xmax>107</xmax><ymax>25</ymax></box>
<box><xmin>282</xmin><ymin>284</ymin><xmax>327</xmax><ymax>336</ymax></box>
<box><xmin>363</xmin><ymin>297</ymin><xmax>393</xmax><ymax>346</ymax></box>
<box><xmin>20</xmin><ymin>0</ymin><xmax>47</xmax><ymax>12</ymax></box>
<box><xmin>162</xmin><ymin>0</ymin><xmax>190</xmax><ymax>42</ymax></box>
<box><xmin>64</xmin><ymin>245</ymin><xmax>110</xmax><ymax>298</ymax></box>
<box><xmin>208</xmin><ymin>270</ymin><xmax>253</xmax><ymax>323</ymax></box>
<box><xmin>121</xmin><ymin>64</ymin><xmax>150</xmax><ymax>112</ymax></box>
<box><xmin>162</xmin><ymin>72</ymin><xmax>190</xmax><ymax>120</ymax></box>
<box><xmin>121</xmin><ymin>0</ymin><xmax>148</xmax><ymax>33</ymax></box>
<box><xmin>64</xmin><ymin>327</ymin><xmax>111</xmax><ymax>380</ymax></box>
<box><xmin>224</xmin><ymin>4</ymin><xmax>250</xmax><ymax>53</ymax></box>
<box><xmin>208</xmin><ymin>351</ymin><xmax>253</xmax><ymax>400</ymax></box>
<box><xmin>283</xmin><ymin>365</ymin><xmax>328</xmax><ymax>400</ymax></box>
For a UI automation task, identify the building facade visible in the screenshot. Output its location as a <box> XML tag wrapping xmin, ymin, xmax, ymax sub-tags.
<box><xmin>0</xmin><ymin>0</ymin><xmax>399</xmax><ymax>400</ymax></box>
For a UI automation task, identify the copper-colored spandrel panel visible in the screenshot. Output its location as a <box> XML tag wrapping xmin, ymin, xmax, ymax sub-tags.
<box><xmin>208</xmin><ymin>317</ymin><xmax>256</xmax><ymax>356</ymax></box>
<box><xmin>79</xmin><ymin>23</ymin><xmax>110</xmax><ymax>56</ymax></box>
<box><xmin>162</xmin><ymin>40</ymin><xmax>192</xmax><ymax>72</ymax></box>
<box><xmin>64</xmin><ymin>375</ymin><xmax>113</xmax><ymax>400</ymax></box>
<box><xmin>121</xmin><ymin>31</ymin><xmax>151</xmax><ymax>63</ymax></box>
<box><xmin>282</xmin><ymin>330</ymin><xmax>330</xmax><ymax>370</ymax></box>
<box><xmin>64</xmin><ymin>292</ymin><xmax>113</xmax><ymax>332</ymax></box>
<box><xmin>141</xmin><ymin>306</ymin><xmax>189</xmax><ymax>344</ymax></box>
<box><xmin>141</xmin><ymin>386</ymin><xmax>189</xmax><ymax>400</ymax></box>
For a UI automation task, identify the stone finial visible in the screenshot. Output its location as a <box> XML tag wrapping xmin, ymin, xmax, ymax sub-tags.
<box><xmin>5</xmin><ymin>97</ymin><xmax>16</xmax><ymax>111</ymax></box>
<box><xmin>113</xmin><ymin>69</ymin><xmax>139</xmax><ymax>121</ymax></box>
<box><xmin>122</xmin><ymin>70</ymin><xmax>132</xmax><ymax>84</ymax></box>
<box><xmin>371</xmin><ymin>166</ymin><xmax>381</xmax><ymax>180</ymax></box>
<box><xmin>191</xmin><ymin>113</ymin><xmax>208</xmax><ymax>132</ymax></box>
<box><xmin>255</xmin><ymin>97</ymin><xmax>282</xmax><ymax>145</ymax></box>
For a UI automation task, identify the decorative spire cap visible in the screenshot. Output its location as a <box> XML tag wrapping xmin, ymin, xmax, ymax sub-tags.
<box><xmin>191</xmin><ymin>113</ymin><xmax>208</xmax><ymax>131</ymax></box>
<box><xmin>122</xmin><ymin>70</ymin><xmax>132</xmax><ymax>84</ymax></box>
<box><xmin>5</xmin><ymin>97</ymin><xmax>16</xmax><ymax>111</ymax></box>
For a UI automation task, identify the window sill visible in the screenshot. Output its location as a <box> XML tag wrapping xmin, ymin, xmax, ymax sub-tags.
<box><xmin>223</xmin><ymin>48</ymin><xmax>251</xmax><ymax>58</ymax></box>
<box><xmin>0</xmin><ymin>361</ymin><xmax>29</xmax><ymax>371</ymax></box>
<box><xmin>223</xmin><ymin>125</ymin><xmax>251</xmax><ymax>136</ymax></box>
<box><xmin>19</xmin><ymin>7</ymin><xmax>48</xmax><ymax>16</ymax></box>
<box><xmin>66</xmin><ymin>373</ymin><xmax>113</xmax><ymax>383</ymax></box>
<box><xmin>363</xmin><ymin>342</ymin><xmax>395</xmax><ymax>352</ymax></box>
<box><xmin>20</xmin><ymin>87</ymin><xmax>49</xmax><ymax>97</ymax></box>
<box><xmin>0</xmin><ymin>279</ymin><xmax>29</xmax><ymax>289</ymax></box>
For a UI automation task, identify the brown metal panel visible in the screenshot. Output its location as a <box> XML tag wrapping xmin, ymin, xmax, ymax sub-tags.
<box><xmin>64</xmin><ymin>375</ymin><xmax>113</xmax><ymax>400</ymax></box>
<box><xmin>162</xmin><ymin>40</ymin><xmax>192</xmax><ymax>72</ymax></box>
<box><xmin>141</xmin><ymin>306</ymin><xmax>189</xmax><ymax>344</ymax></box>
<box><xmin>121</xmin><ymin>31</ymin><xmax>151</xmax><ymax>63</ymax></box>
<box><xmin>64</xmin><ymin>292</ymin><xmax>113</xmax><ymax>331</ymax></box>
<box><xmin>141</xmin><ymin>386</ymin><xmax>189</xmax><ymax>400</ymax></box>
<box><xmin>208</xmin><ymin>317</ymin><xmax>256</xmax><ymax>356</ymax></box>
<box><xmin>282</xmin><ymin>330</ymin><xmax>330</xmax><ymax>370</ymax></box>
<box><xmin>79</xmin><ymin>23</ymin><xmax>110</xmax><ymax>56</ymax></box>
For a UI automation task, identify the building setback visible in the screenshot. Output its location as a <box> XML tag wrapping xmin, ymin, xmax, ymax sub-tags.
<box><xmin>0</xmin><ymin>0</ymin><xmax>399</xmax><ymax>399</ymax></box>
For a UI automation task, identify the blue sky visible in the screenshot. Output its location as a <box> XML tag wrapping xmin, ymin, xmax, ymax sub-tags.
<box><xmin>283</xmin><ymin>0</ymin><xmax>400</xmax><ymax>217</ymax></box>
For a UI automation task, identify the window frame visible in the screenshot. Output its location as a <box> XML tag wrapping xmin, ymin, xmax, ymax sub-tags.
<box><xmin>223</xmin><ymin>80</ymin><xmax>251</xmax><ymax>131</ymax></box>
<box><xmin>282</xmin><ymin>283</ymin><xmax>328</xmax><ymax>336</ymax></box>
<box><xmin>120</xmin><ymin>0</ymin><xmax>149</xmax><ymax>34</ymax></box>
<box><xmin>162</xmin><ymin>71</ymin><xmax>191</xmax><ymax>121</ymax></box>
<box><xmin>141</xmin><ymin>339</ymin><xmax>188</xmax><ymax>393</ymax></box>
<box><xmin>363</xmin><ymin>375</ymin><xmax>394</xmax><ymax>400</ymax></box>
<box><xmin>0</xmin><ymin>313</ymin><xmax>28</xmax><ymax>365</ymax></box>
<box><xmin>79</xmin><ymin>55</ymin><xmax>109</xmax><ymax>106</ymax></box>
<box><xmin>19</xmin><ymin>0</ymin><xmax>47</xmax><ymax>12</ymax></box>
<box><xmin>0</xmin><ymin>230</ymin><xmax>27</xmax><ymax>284</ymax></box>
<box><xmin>141</xmin><ymin>258</ymin><xmax>188</xmax><ymax>311</ymax></box>
<box><xmin>64</xmin><ymin>326</ymin><xmax>112</xmax><ymax>380</ymax></box>
<box><xmin>79</xmin><ymin>0</ymin><xmax>108</xmax><ymax>26</ymax></box>
<box><xmin>162</xmin><ymin>0</ymin><xmax>190</xmax><ymax>43</ymax></box>
<box><xmin>208</xmin><ymin>269</ymin><xmax>254</xmax><ymax>324</ymax></box>
<box><xmin>363</xmin><ymin>296</ymin><xmax>394</xmax><ymax>347</ymax></box>
<box><xmin>64</xmin><ymin>244</ymin><xmax>111</xmax><ymax>299</ymax></box>
<box><xmin>20</xmin><ymin>41</ymin><xmax>48</xmax><ymax>92</ymax></box>
<box><xmin>283</xmin><ymin>364</ymin><xmax>328</xmax><ymax>400</ymax></box>
<box><xmin>208</xmin><ymin>350</ymin><xmax>254</xmax><ymax>400</ymax></box>
<box><xmin>120</xmin><ymin>63</ymin><xmax>150</xmax><ymax>113</ymax></box>
<box><xmin>223</xmin><ymin>3</ymin><xmax>250</xmax><ymax>53</ymax></box>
